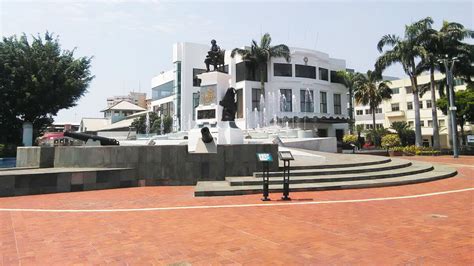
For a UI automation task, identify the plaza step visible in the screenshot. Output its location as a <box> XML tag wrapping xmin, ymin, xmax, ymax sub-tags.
<box><xmin>255</xmin><ymin>159</ymin><xmax>411</xmax><ymax>178</ymax></box>
<box><xmin>227</xmin><ymin>161</ymin><xmax>433</xmax><ymax>186</ymax></box>
<box><xmin>194</xmin><ymin>159</ymin><xmax>457</xmax><ymax>197</ymax></box>
<box><xmin>278</xmin><ymin>158</ymin><xmax>392</xmax><ymax>170</ymax></box>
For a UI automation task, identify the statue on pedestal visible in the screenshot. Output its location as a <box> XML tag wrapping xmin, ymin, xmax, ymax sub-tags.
<box><xmin>219</xmin><ymin>87</ymin><xmax>237</xmax><ymax>121</ymax></box>
<box><xmin>204</xmin><ymin>39</ymin><xmax>225</xmax><ymax>72</ymax></box>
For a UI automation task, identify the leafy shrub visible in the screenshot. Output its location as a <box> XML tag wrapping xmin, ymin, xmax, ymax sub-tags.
<box><xmin>343</xmin><ymin>134</ymin><xmax>358</xmax><ymax>144</ymax></box>
<box><xmin>391</xmin><ymin>146</ymin><xmax>405</xmax><ymax>152</ymax></box>
<box><xmin>381</xmin><ymin>134</ymin><xmax>401</xmax><ymax>148</ymax></box>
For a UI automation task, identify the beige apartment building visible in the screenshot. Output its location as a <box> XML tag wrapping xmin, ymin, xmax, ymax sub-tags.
<box><xmin>354</xmin><ymin>73</ymin><xmax>470</xmax><ymax>148</ymax></box>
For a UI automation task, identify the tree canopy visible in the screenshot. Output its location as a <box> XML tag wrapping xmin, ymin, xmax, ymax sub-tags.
<box><xmin>0</xmin><ymin>32</ymin><xmax>93</xmax><ymax>145</ymax></box>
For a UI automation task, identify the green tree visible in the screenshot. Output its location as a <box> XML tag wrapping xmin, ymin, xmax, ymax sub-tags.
<box><xmin>353</xmin><ymin>70</ymin><xmax>392</xmax><ymax>136</ymax></box>
<box><xmin>390</xmin><ymin>121</ymin><xmax>416</xmax><ymax>146</ymax></box>
<box><xmin>376</xmin><ymin>17</ymin><xmax>432</xmax><ymax>147</ymax></box>
<box><xmin>337</xmin><ymin>70</ymin><xmax>358</xmax><ymax>134</ymax></box>
<box><xmin>0</xmin><ymin>32</ymin><xmax>93</xmax><ymax>145</ymax></box>
<box><xmin>418</xmin><ymin>19</ymin><xmax>473</xmax><ymax>149</ymax></box>
<box><xmin>437</xmin><ymin>90</ymin><xmax>474</xmax><ymax>145</ymax></box>
<box><xmin>231</xmin><ymin>33</ymin><xmax>290</xmax><ymax>97</ymax></box>
<box><xmin>131</xmin><ymin>112</ymin><xmax>159</xmax><ymax>134</ymax></box>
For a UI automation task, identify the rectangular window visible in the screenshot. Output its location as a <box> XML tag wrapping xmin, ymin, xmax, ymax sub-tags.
<box><xmin>236</xmin><ymin>89</ymin><xmax>243</xmax><ymax>118</ymax></box>
<box><xmin>295</xmin><ymin>65</ymin><xmax>316</xmax><ymax>79</ymax></box>
<box><xmin>300</xmin><ymin>89</ymin><xmax>314</xmax><ymax>112</ymax></box>
<box><xmin>319</xmin><ymin>68</ymin><xmax>329</xmax><ymax>81</ymax></box>
<box><xmin>334</xmin><ymin>93</ymin><xmax>342</xmax><ymax>114</ymax></box>
<box><xmin>454</xmin><ymin>79</ymin><xmax>465</xmax><ymax>86</ymax></box>
<box><xmin>320</xmin><ymin>91</ymin><xmax>327</xmax><ymax>113</ymax></box>
<box><xmin>421</xmin><ymin>120</ymin><xmax>425</xmax><ymax>127</ymax></box>
<box><xmin>280</xmin><ymin>89</ymin><xmax>292</xmax><ymax>112</ymax></box>
<box><xmin>192</xmin><ymin>68</ymin><xmax>206</xmax><ymax>87</ymax></box>
<box><xmin>330</xmin><ymin>70</ymin><xmax>343</xmax><ymax>83</ymax></box>
<box><xmin>407</xmin><ymin>102</ymin><xmax>413</xmax><ymax>110</ymax></box>
<box><xmin>356</xmin><ymin>110</ymin><xmax>363</xmax><ymax>115</ymax></box>
<box><xmin>392</xmin><ymin>88</ymin><xmax>400</xmax><ymax>94</ymax></box>
<box><xmin>376</xmin><ymin>108</ymin><xmax>383</xmax><ymax>113</ymax></box>
<box><xmin>428</xmin><ymin>120</ymin><xmax>433</xmax><ymax>127</ymax></box>
<box><xmin>236</xmin><ymin>62</ymin><xmax>267</xmax><ymax>82</ymax></box>
<box><xmin>406</xmin><ymin>87</ymin><xmax>413</xmax><ymax>94</ymax></box>
<box><xmin>252</xmin><ymin>88</ymin><xmax>262</xmax><ymax>111</ymax></box>
<box><xmin>365</xmin><ymin>109</ymin><xmax>372</xmax><ymax>115</ymax></box>
<box><xmin>426</xmin><ymin>100</ymin><xmax>432</xmax><ymax>108</ymax></box>
<box><xmin>152</xmin><ymin>81</ymin><xmax>174</xmax><ymax>100</ymax></box>
<box><xmin>391</xmin><ymin>103</ymin><xmax>400</xmax><ymax>111</ymax></box>
<box><xmin>439</xmin><ymin>119</ymin><xmax>445</xmax><ymax>127</ymax></box>
<box><xmin>274</xmin><ymin>63</ymin><xmax>292</xmax><ymax>77</ymax></box>
<box><xmin>376</xmin><ymin>124</ymin><xmax>383</xmax><ymax>129</ymax></box>
<box><xmin>420</xmin><ymin>101</ymin><xmax>423</xmax><ymax>109</ymax></box>
<box><xmin>408</xmin><ymin>121</ymin><xmax>414</xmax><ymax>128</ymax></box>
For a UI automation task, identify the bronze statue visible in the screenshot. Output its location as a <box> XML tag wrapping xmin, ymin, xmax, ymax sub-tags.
<box><xmin>219</xmin><ymin>87</ymin><xmax>237</xmax><ymax>121</ymax></box>
<box><xmin>205</xmin><ymin>39</ymin><xmax>225</xmax><ymax>72</ymax></box>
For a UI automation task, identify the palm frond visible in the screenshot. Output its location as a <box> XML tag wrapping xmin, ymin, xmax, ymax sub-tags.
<box><xmin>377</xmin><ymin>34</ymin><xmax>400</xmax><ymax>52</ymax></box>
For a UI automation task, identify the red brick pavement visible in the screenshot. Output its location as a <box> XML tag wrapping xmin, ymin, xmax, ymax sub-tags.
<box><xmin>0</xmin><ymin>156</ymin><xmax>473</xmax><ymax>265</ymax></box>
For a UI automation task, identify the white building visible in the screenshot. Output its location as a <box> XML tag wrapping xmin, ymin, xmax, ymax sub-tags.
<box><xmin>150</xmin><ymin>42</ymin><xmax>350</xmax><ymax>139</ymax></box>
<box><xmin>354</xmin><ymin>73</ymin><xmax>470</xmax><ymax>148</ymax></box>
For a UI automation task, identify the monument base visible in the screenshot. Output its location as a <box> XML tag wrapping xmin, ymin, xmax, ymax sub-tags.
<box><xmin>188</xmin><ymin>121</ymin><xmax>244</xmax><ymax>152</ymax></box>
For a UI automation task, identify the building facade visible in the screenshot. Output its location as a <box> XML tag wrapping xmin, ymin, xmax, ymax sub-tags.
<box><xmin>107</xmin><ymin>92</ymin><xmax>147</xmax><ymax>109</ymax></box>
<box><xmin>151</xmin><ymin>42</ymin><xmax>350</xmax><ymax>139</ymax></box>
<box><xmin>354</xmin><ymin>73</ymin><xmax>470</xmax><ymax>148</ymax></box>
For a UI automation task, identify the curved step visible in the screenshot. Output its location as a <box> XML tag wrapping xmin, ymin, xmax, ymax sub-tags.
<box><xmin>281</xmin><ymin>157</ymin><xmax>392</xmax><ymax>171</ymax></box>
<box><xmin>228</xmin><ymin>161</ymin><xmax>433</xmax><ymax>186</ymax></box>
<box><xmin>255</xmin><ymin>159</ymin><xmax>411</xmax><ymax>178</ymax></box>
<box><xmin>194</xmin><ymin>164</ymin><xmax>457</xmax><ymax>197</ymax></box>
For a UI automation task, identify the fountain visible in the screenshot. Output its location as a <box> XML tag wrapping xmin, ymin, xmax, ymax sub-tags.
<box><xmin>160</xmin><ymin>115</ymin><xmax>164</xmax><ymax>135</ymax></box>
<box><xmin>259</xmin><ymin>93</ymin><xmax>265</xmax><ymax>127</ymax></box>
<box><xmin>145</xmin><ymin>112</ymin><xmax>150</xmax><ymax>137</ymax></box>
<box><xmin>254</xmin><ymin>107</ymin><xmax>259</xmax><ymax>129</ymax></box>
<box><xmin>298</xmin><ymin>88</ymin><xmax>314</xmax><ymax>138</ymax></box>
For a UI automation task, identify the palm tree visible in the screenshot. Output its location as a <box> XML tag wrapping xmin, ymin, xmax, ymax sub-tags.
<box><xmin>231</xmin><ymin>33</ymin><xmax>290</xmax><ymax>96</ymax></box>
<box><xmin>418</xmin><ymin>19</ymin><xmax>474</xmax><ymax>150</ymax></box>
<box><xmin>353</xmin><ymin>70</ymin><xmax>392</xmax><ymax>133</ymax></box>
<box><xmin>337</xmin><ymin>70</ymin><xmax>358</xmax><ymax>134</ymax></box>
<box><xmin>376</xmin><ymin>17</ymin><xmax>431</xmax><ymax>147</ymax></box>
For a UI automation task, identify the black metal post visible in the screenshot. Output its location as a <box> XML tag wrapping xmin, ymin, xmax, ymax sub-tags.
<box><xmin>261</xmin><ymin>162</ymin><xmax>270</xmax><ymax>201</ymax></box>
<box><xmin>282</xmin><ymin>160</ymin><xmax>291</xmax><ymax>200</ymax></box>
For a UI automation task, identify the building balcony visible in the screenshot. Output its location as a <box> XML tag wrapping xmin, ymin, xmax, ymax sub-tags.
<box><xmin>386</xmin><ymin>110</ymin><xmax>405</xmax><ymax>118</ymax></box>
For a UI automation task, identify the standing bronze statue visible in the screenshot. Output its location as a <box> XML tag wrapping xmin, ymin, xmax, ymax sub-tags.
<box><xmin>219</xmin><ymin>87</ymin><xmax>237</xmax><ymax>121</ymax></box>
<box><xmin>204</xmin><ymin>39</ymin><xmax>225</xmax><ymax>72</ymax></box>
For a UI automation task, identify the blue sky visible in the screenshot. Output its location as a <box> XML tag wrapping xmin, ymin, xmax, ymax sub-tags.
<box><xmin>1</xmin><ymin>0</ymin><xmax>473</xmax><ymax>123</ymax></box>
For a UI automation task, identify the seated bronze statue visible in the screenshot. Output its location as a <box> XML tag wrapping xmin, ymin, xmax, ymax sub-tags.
<box><xmin>205</xmin><ymin>39</ymin><xmax>225</xmax><ymax>72</ymax></box>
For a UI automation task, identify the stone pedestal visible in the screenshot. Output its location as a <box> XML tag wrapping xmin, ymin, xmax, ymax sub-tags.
<box><xmin>188</xmin><ymin>72</ymin><xmax>244</xmax><ymax>152</ymax></box>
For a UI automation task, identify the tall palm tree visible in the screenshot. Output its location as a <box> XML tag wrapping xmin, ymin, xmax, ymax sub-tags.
<box><xmin>376</xmin><ymin>18</ymin><xmax>431</xmax><ymax>147</ymax></box>
<box><xmin>231</xmin><ymin>33</ymin><xmax>290</xmax><ymax>96</ymax></box>
<box><xmin>353</xmin><ymin>70</ymin><xmax>392</xmax><ymax>132</ymax></box>
<box><xmin>337</xmin><ymin>70</ymin><xmax>358</xmax><ymax>134</ymax></box>
<box><xmin>417</xmin><ymin>20</ymin><xmax>473</xmax><ymax>149</ymax></box>
<box><xmin>417</xmin><ymin>19</ymin><xmax>474</xmax><ymax>150</ymax></box>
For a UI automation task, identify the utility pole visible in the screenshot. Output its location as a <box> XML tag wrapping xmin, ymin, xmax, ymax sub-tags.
<box><xmin>440</xmin><ymin>56</ymin><xmax>459</xmax><ymax>158</ymax></box>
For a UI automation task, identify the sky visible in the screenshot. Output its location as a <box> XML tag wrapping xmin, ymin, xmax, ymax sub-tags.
<box><xmin>1</xmin><ymin>0</ymin><xmax>473</xmax><ymax>123</ymax></box>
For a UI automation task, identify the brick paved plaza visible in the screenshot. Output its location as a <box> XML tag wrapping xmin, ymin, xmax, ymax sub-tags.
<box><xmin>0</xmin><ymin>156</ymin><xmax>472</xmax><ymax>265</ymax></box>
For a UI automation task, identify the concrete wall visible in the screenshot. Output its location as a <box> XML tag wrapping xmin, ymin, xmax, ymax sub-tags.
<box><xmin>283</xmin><ymin>138</ymin><xmax>337</xmax><ymax>153</ymax></box>
<box><xmin>0</xmin><ymin>168</ymin><xmax>136</xmax><ymax>197</ymax></box>
<box><xmin>47</xmin><ymin>144</ymin><xmax>278</xmax><ymax>185</ymax></box>
<box><xmin>16</xmin><ymin>147</ymin><xmax>55</xmax><ymax>168</ymax></box>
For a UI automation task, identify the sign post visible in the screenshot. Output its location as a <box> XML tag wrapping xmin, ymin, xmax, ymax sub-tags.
<box><xmin>257</xmin><ymin>153</ymin><xmax>273</xmax><ymax>201</ymax></box>
<box><xmin>278</xmin><ymin>151</ymin><xmax>294</xmax><ymax>200</ymax></box>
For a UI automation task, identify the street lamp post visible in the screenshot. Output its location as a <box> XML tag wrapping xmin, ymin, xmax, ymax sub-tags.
<box><xmin>440</xmin><ymin>56</ymin><xmax>459</xmax><ymax>158</ymax></box>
